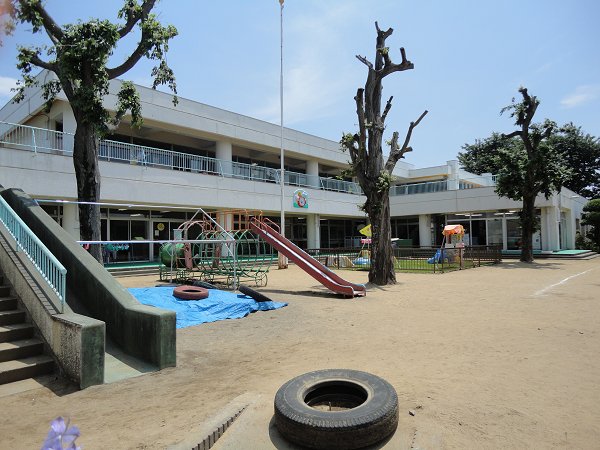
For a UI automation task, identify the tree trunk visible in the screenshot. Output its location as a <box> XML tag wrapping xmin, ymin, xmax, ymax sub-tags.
<box><xmin>520</xmin><ymin>194</ymin><xmax>536</xmax><ymax>263</ymax></box>
<box><xmin>367</xmin><ymin>191</ymin><xmax>396</xmax><ymax>284</ymax></box>
<box><xmin>73</xmin><ymin>118</ymin><xmax>103</xmax><ymax>263</ymax></box>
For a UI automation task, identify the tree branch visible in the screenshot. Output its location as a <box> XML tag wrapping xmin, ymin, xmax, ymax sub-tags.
<box><xmin>29</xmin><ymin>2</ymin><xmax>64</xmax><ymax>43</ymax></box>
<box><xmin>385</xmin><ymin>109</ymin><xmax>428</xmax><ymax>173</ymax></box>
<box><xmin>381</xmin><ymin>96</ymin><xmax>393</xmax><ymax>123</ymax></box>
<box><xmin>356</xmin><ymin>54</ymin><xmax>373</xmax><ymax>70</ymax></box>
<box><xmin>375</xmin><ymin>22</ymin><xmax>393</xmax><ymax>41</ymax></box>
<box><xmin>400</xmin><ymin>47</ymin><xmax>409</xmax><ymax>65</ymax></box>
<box><xmin>117</xmin><ymin>0</ymin><xmax>157</xmax><ymax>38</ymax></box>
<box><xmin>380</xmin><ymin>48</ymin><xmax>414</xmax><ymax>77</ymax></box>
<box><xmin>502</xmin><ymin>130</ymin><xmax>521</xmax><ymax>139</ymax></box>
<box><xmin>355</xmin><ymin>88</ymin><xmax>368</xmax><ymax>159</ymax></box>
<box><xmin>29</xmin><ymin>54</ymin><xmax>57</xmax><ymax>72</ymax></box>
<box><xmin>107</xmin><ymin>38</ymin><xmax>149</xmax><ymax>79</ymax></box>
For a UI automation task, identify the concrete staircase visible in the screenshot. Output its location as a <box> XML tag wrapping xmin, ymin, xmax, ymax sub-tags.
<box><xmin>106</xmin><ymin>264</ymin><xmax>160</xmax><ymax>278</ymax></box>
<box><xmin>0</xmin><ymin>278</ymin><xmax>54</xmax><ymax>385</ymax></box>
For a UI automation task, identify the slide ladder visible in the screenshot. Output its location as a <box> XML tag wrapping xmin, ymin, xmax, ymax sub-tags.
<box><xmin>250</xmin><ymin>217</ymin><xmax>366</xmax><ymax>297</ymax></box>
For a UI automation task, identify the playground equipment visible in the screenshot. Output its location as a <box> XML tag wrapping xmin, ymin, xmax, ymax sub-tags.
<box><xmin>159</xmin><ymin>209</ymin><xmax>276</xmax><ymax>286</ymax></box>
<box><xmin>250</xmin><ymin>217</ymin><xmax>366</xmax><ymax>297</ymax></box>
<box><xmin>428</xmin><ymin>224</ymin><xmax>465</xmax><ymax>265</ymax></box>
<box><xmin>159</xmin><ymin>210</ymin><xmax>366</xmax><ymax>296</ymax></box>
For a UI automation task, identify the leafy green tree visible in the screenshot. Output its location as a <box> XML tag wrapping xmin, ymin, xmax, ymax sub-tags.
<box><xmin>458</xmin><ymin>133</ymin><xmax>511</xmax><ymax>176</ymax></box>
<box><xmin>2</xmin><ymin>0</ymin><xmax>177</xmax><ymax>262</ymax></box>
<box><xmin>549</xmin><ymin>123</ymin><xmax>600</xmax><ymax>199</ymax></box>
<box><xmin>459</xmin><ymin>123</ymin><xmax>600</xmax><ymax>199</ymax></box>
<box><xmin>340</xmin><ymin>22</ymin><xmax>427</xmax><ymax>285</ymax></box>
<box><xmin>461</xmin><ymin>87</ymin><xmax>571</xmax><ymax>263</ymax></box>
<box><xmin>581</xmin><ymin>198</ymin><xmax>600</xmax><ymax>252</ymax></box>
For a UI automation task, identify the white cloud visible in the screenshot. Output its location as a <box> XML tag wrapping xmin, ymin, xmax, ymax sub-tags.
<box><xmin>560</xmin><ymin>84</ymin><xmax>600</xmax><ymax>109</ymax></box>
<box><xmin>0</xmin><ymin>75</ymin><xmax>18</xmax><ymax>97</ymax></box>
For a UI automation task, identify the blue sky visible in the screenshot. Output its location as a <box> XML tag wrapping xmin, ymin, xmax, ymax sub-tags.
<box><xmin>1</xmin><ymin>0</ymin><xmax>599</xmax><ymax>168</ymax></box>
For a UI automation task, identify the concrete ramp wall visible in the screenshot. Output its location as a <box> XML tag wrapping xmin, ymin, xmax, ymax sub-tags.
<box><xmin>1</xmin><ymin>188</ymin><xmax>176</xmax><ymax>370</ymax></box>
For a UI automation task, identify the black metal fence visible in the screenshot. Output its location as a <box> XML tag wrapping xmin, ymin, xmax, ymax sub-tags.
<box><xmin>306</xmin><ymin>245</ymin><xmax>502</xmax><ymax>273</ymax></box>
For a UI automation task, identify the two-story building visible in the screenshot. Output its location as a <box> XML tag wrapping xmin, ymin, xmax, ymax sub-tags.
<box><xmin>0</xmin><ymin>71</ymin><xmax>587</xmax><ymax>262</ymax></box>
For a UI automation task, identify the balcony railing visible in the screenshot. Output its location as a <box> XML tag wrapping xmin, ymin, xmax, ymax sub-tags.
<box><xmin>0</xmin><ymin>195</ymin><xmax>67</xmax><ymax>312</ymax></box>
<box><xmin>230</xmin><ymin>161</ymin><xmax>280</xmax><ymax>183</ymax></box>
<box><xmin>3</xmin><ymin>121</ymin><xmax>497</xmax><ymax>198</ymax></box>
<box><xmin>390</xmin><ymin>174</ymin><xmax>498</xmax><ymax>196</ymax></box>
<box><xmin>0</xmin><ymin>121</ymin><xmax>74</xmax><ymax>154</ymax></box>
<box><xmin>99</xmin><ymin>140</ymin><xmax>222</xmax><ymax>175</ymax></box>
<box><xmin>390</xmin><ymin>180</ymin><xmax>448</xmax><ymax>196</ymax></box>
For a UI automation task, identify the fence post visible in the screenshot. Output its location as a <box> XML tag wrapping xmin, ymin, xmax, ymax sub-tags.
<box><xmin>32</xmin><ymin>127</ymin><xmax>37</xmax><ymax>154</ymax></box>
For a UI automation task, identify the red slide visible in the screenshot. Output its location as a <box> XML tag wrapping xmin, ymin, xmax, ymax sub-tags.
<box><xmin>250</xmin><ymin>218</ymin><xmax>366</xmax><ymax>297</ymax></box>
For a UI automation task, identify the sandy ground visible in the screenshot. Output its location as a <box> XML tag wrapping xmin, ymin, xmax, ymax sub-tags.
<box><xmin>1</xmin><ymin>258</ymin><xmax>599</xmax><ymax>449</ymax></box>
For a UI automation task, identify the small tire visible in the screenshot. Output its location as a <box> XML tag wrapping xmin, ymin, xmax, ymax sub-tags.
<box><xmin>274</xmin><ymin>369</ymin><xmax>398</xmax><ymax>449</ymax></box>
<box><xmin>173</xmin><ymin>285</ymin><xmax>209</xmax><ymax>300</ymax></box>
<box><xmin>191</xmin><ymin>280</ymin><xmax>217</xmax><ymax>290</ymax></box>
<box><xmin>238</xmin><ymin>284</ymin><xmax>273</xmax><ymax>303</ymax></box>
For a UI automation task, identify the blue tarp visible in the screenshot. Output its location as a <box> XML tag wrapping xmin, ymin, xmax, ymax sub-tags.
<box><xmin>128</xmin><ymin>286</ymin><xmax>287</xmax><ymax>329</ymax></box>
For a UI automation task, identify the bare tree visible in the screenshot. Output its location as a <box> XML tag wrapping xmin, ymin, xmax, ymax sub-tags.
<box><xmin>341</xmin><ymin>22</ymin><xmax>427</xmax><ymax>285</ymax></box>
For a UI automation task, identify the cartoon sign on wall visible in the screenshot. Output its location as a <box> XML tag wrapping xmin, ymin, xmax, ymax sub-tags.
<box><xmin>293</xmin><ymin>189</ymin><xmax>308</xmax><ymax>208</ymax></box>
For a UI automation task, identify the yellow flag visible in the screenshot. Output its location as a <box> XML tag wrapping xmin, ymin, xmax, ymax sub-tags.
<box><xmin>359</xmin><ymin>224</ymin><xmax>372</xmax><ymax>237</ymax></box>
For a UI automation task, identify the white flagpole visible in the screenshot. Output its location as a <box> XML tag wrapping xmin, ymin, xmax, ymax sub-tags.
<box><xmin>278</xmin><ymin>0</ymin><xmax>288</xmax><ymax>269</ymax></box>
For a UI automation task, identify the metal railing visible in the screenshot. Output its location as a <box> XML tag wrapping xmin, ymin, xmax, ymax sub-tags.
<box><xmin>5</xmin><ymin>121</ymin><xmax>501</xmax><ymax>198</ymax></box>
<box><xmin>99</xmin><ymin>140</ymin><xmax>223</xmax><ymax>175</ymax></box>
<box><xmin>459</xmin><ymin>174</ymin><xmax>497</xmax><ymax>189</ymax></box>
<box><xmin>390</xmin><ymin>180</ymin><xmax>448</xmax><ymax>196</ymax></box>
<box><xmin>230</xmin><ymin>161</ymin><xmax>280</xmax><ymax>183</ymax></box>
<box><xmin>320</xmin><ymin>177</ymin><xmax>363</xmax><ymax>194</ymax></box>
<box><xmin>0</xmin><ymin>196</ymin><xmax>67</xmax><ymax>311</ymax></box>
<box><xmin>390</xmin><ymin>174</ymin><xmax>498</xmax><ymax>196</ymax></box>
<box><xmin>0</xmin><ymin>121</ymin><xmax>74</xmax><ymax>154</ymax></box>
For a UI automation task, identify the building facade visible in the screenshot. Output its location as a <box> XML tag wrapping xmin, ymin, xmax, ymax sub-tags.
<box><xmin>0</xmin><ymin>72</ymin><xmax>587</xmax><ymax>262</ymax></box>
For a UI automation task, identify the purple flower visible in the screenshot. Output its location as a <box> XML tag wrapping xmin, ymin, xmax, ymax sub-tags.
<box><xmin>41</xmin><ymin>417</ymin><xmax>81</xmax><ymax>450</ymax></box>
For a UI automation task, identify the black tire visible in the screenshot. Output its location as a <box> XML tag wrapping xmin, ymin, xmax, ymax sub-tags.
<box><xmin>191</xmin><ymin>280</ymin><xmax>217</xmax><ymax>290</ymax></box>
<box><xmin>238</xmin><ymin>284</ymin><xmax>273</xmax><ymax>303</ymax></box>
<box><xmin>274</xmin><ymin>369</ymin><xmax>398</xmax><ymax>449</ymax></box>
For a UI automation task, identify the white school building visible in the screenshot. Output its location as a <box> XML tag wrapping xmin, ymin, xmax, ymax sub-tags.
<box><xmin>0</xmin><ymin>71</ymin><xmax>588</xmax><ymax>262</ymax></box>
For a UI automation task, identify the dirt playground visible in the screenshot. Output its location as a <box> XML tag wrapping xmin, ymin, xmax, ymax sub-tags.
<box><xmin>0</xmin><ymin>258</ymin><xmax>599</xmax><ymax>449</ymax></box>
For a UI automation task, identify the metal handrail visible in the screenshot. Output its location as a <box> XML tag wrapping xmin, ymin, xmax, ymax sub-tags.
<box><xmin>391</xmin><ymin>174</ymin><xmax>498</xmax><ymax>196</ymax></box>
<box><xmin>390</xmin><ymin>180</ymin><xmax>449</xmax><ymax>196</ymax></box>
<box><xmin>0</xmin><ymin>196</ymin><xmax>67</xmax><ymax>312</ymax></box>
<box><xmin>99</xmin><ymin>140</ymin><xmax>223</xmax><ymax>175</ymax></box>
<box><xmin>0</xmin><ymin>121</ymin><xmax>74</xmax><ymax>154</ymax></box>
<box><xmin>3</xmin><ymin>122</ymin><xmax>504</xmax><ymax>198</ymax></box>
<box><xmin>2</xmin><ymin>121</ymin><xmax>364</xmax><ymax>195</ymax></box>
<box><xmin>320</xmin><ymin>177</ymin><xmax>363</xmax><ymax>194</ymax></box>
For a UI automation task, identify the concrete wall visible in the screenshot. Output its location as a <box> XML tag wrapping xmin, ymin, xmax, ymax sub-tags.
<box><xmin>0</xmin><ymin>199</ymin><xmax>104</xmax><ymax>389</ymax></box>
<box><xmin>0</xmin><ymin>145</ymin><xmax>365</xmax><ymax>217</ymax></box>
<box><xmin>0</xmin><ymin>188</ymin><xmax>176</xmax><ymax>369</ymax></box>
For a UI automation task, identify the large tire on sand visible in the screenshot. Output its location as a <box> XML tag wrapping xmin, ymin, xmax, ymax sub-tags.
<box><xmin>172</xmin><ymin>285</ymin><xmax>209</xmax><ymax>300</ymax></box>
<box><xmin>238</xmin><ymin>284</ymin><xmax>273</xmax><ymax>303</ymax></box>
<box><xmin>274</xmin><ymin>369</ymin><xmax>398</xmax><ymax>449</ymax></box>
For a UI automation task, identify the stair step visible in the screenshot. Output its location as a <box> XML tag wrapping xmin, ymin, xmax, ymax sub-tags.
<box><xmin>0</xmin><ymin>297</ymin><xmax>17</xmax><ymax>311</ymax></box>
<box><xmin>0</xmin><ymin>355</ymin><xmax>54</xmax><ymax>385</ymax></box>
<box><xmin>0</xmin><ymin>310</ymin><xmax>26</xmax><ymax>326</ymax></box>
<box><xmin>0</xmin><ymin>286</ymin><xmax>10</xmax><ymax>297</ymax></box>
<box><xmin>0</xmin><ymin>338</ymin><xmax>44</xmax><ymax>363</ymax></box>
<box><xmin>0</xmin><ymin>323</ymin><xmax>34</xmax><ymax>343</ymax></box>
